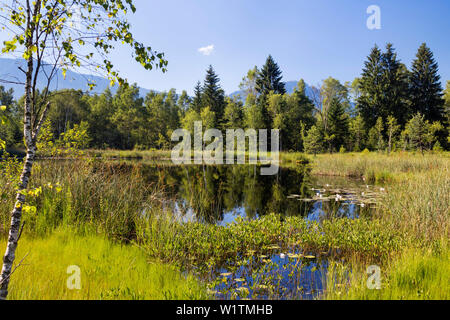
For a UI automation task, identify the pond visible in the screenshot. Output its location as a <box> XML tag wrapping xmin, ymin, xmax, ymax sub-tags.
<box><xmin>121</xmin><ymin>161</ymin><xmax>381</xmax><ymax>300</ymax></box>
<box><xmin>133</xmin><ymin>162</ymin><xmax>377</xmax><ymax>226</ymax></box>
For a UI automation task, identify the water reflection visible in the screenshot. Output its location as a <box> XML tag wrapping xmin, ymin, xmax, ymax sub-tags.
<box><xmin>134</xmin><ymin>163</ymin><xmax>375</xmax><ymax>225</ymax></box>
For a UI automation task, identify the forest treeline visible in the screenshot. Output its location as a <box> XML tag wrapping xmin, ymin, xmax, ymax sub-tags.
<box><xmin>1</xmin><ymin>42</ymin><xmax>449</xmax><ymax>153</ymax></box>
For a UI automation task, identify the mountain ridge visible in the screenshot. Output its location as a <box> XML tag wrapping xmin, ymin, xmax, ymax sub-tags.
<box><xmin>1</xmin><ymin>58</ymin><xmax>313</xmax><ymax>101</ymax></box>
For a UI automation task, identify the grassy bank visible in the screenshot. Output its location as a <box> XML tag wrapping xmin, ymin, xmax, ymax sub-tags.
<box><xmin>72</xmin><ymin>149</ymin><xmax>310</xmax><ymax>165</ymax></box>
<box><xmin>3</xmin><ymin>230</ymin><xmax>207</xmax><ymax>300</ymax></box>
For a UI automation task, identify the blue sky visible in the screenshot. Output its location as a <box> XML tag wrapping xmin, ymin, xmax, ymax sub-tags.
<box><xmin>3</xmin><ymin>0</ymin><xmax>449</xmax><ymax>95</ymax></box>
<box><xmin>110</xmin><ymin>0</ymin><xmax>450</xmax><ymax>95</ymax></box>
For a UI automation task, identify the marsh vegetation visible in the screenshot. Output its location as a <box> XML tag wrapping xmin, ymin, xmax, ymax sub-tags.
<box><xmin>1</xmin><ymin>152</ymin><xmax>448</xmax><ymax>300</ymax></box>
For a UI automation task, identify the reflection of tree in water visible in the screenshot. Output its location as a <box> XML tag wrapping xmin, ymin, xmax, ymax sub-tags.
<box><xmin>136</xmin><ymin>164</ymin><xmax>315</xmax><ymax>224</ymax></box>
<box><xmin>106</xmin><ymin>162</ymin><xmax>371</xmax><ymax>224</ymax></box>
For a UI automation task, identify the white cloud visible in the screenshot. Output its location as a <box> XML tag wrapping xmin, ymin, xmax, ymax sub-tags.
<box><xmin>198</xmin><ymin>44</ymin><xmax>215</xmax><ymax>56</ymax></box>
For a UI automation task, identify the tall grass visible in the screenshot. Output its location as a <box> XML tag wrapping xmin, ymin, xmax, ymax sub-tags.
<box><xmin>1</xmin><ymin>160</ymin><xmax>164</xmax><ymax>239</ymax></box>
<box><xmin>1</xmin><ymin>160</ymin><xmax>209</xmax><ymax>300</ymax></box>
<box><xmin>3</xmin><ymin>230</ymin><xmax>207</xmax><ymax>300</ymax></box>
<box><xmin>322</xmin><ymin>154</ymin><xmax>449</xmax><ymax>300</ymax></box>
<box><xmin>325</xmin><ymin>242</ymin><xmax>449</xmax><ymax>300</ymax></box>
<box><xmin>308</xmin><ymin>152</ymin><xmax>449</xmax><ymax>183</ymax></box>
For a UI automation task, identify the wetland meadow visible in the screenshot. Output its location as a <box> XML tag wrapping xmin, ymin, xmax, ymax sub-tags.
<box><xmin>1</xmin><ymin>151</ymin><xmax>448</xmax><ymax>300</ymax></box>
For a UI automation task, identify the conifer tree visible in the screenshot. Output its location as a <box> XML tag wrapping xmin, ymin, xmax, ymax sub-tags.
<box><xmin>410</xmin><ymin>43</ymin><xmax>444</xmax><ymax>122</ymax></box>
<box><xmin>202</xmin><ymin>66</ymin><xmax>225</xmax><ymax>127</ymax></box>
<box><xmin>191</xmin><ymin>81</ymin><xmax>203</xmax><ymax>113</ymax></box>
<box><xmin>357</xmin><ymin>45</ymin><xmax>384</xmax><ymax>129</ymax></box>
<box><xmin>256</xmin><ymin>55</ymin><xmax>286</xmax><ymax>96</ymax></box>
<box><xmin>358</xmin><ymin>44</ymin><xmax>409</xmax><ymax>128</ymax></box>
<box><xmin>327</xmin><ymin>97</ymin><xmax>349</xmax><ymax>152</ymax></box>
<box><xmin>381</xmin><ymin>43</ymin><xmax>410</xmax><ymax>126</ymax></box>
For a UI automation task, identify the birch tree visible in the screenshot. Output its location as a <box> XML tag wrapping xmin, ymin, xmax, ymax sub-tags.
<box><xmin>0</xmin><ymin>0</ymin><xmax>167</xmax><ymax>299</ymax></box>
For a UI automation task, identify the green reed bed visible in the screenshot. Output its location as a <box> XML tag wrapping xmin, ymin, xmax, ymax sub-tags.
<box><xmin>324</xmin><ymin>166</ymin><xmax>449</xmax><ymax>300</ymax></box>
<box><xmin>308</xmin><ymin>151</ymin><xmax>449</xmax><ymax>183</ymax></box>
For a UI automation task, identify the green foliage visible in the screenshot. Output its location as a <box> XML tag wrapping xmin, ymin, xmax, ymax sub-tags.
<box><xmin>387</xmin><ymin>116</ymin><xmax>401</xmax><ymax>154</ymax></box>
<box><xmin>256</xmin><ymin>55</ymin><xmax>286</xmax><ymax>96</ymax></box>
<box><xmin>357</xmin><ymin>44</ymin><xmax>410</xmax><ymax>128</ymax></box>
<box><xmin>223</xmin><ymin>97</ymin><xmax>243</xmax><ymax>129</ymax></box>
<box><xmin>37</xmin><ymin>120</ymin><xmax>90</xmax><ymax>157</ymax></box>
<box><xmin>410</xmin><ymin>43</ymin><xmax>445</xmax><ymax>122</ymax></box>
<box><xmin>201</xmin><ymin>66</ymin><xmax>226</xmax><ymax>127</ymax></box>
<box><xmin>349</xmin><ymin>115</ymin><xmax>366</xmax><ymax>152</ymax></box>
<box><xmin>243</xmin><ymin>93</ymin><xmax>265</xmax><ymax>130</ymax></box>
<box><xmin>1</xmin><ymin>0</ymin><xmax>167</xmax><ymax>89</ymax></box>
<box><xmin>0</xmin><ymin>87</ymin><xmax>21</xmax><ymax>148</ymax></box>
<box><xmin>368</xmin><ymin>117</ymin><xmax>385</xmax><ymax>151</ymax></box>
<box><xmin>303</xmin><ymin>125</ymin><xmax>323</xmax><ymax>156</ymax></box>
<box><xmin>283</xmin><ymin>80</ymin><xmax>315</xmax><ymax>151</ymax></box>
<box><xmin>444</xmin><ymin>81</ymin><xmax>450</xmax><ymax>125</ymax></box>
<box><xmin>239</xmin><ymin>66</ymin><xmax>259</xmax><ymax>97</ymax></box>
<box><xmin>1</xmin><ymin>42</ymin><xmax>448</xmax><ymax>154</ymax></box>
<box><xmin>5</xmin><ymin>231</ymin><xmax>206</xmax><ymax>300</ymax></box>
<box><xmin>327</xmin><ymin>97</ymin><xmax>349</xmax><ymax>152</ymax></box>
<box><xmin>404</xmin><ymin>113</ymin><xmax>443</xmax><ymax>153</ymax></box>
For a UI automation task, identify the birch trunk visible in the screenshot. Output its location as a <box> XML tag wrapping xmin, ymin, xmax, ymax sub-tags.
<box><xmin>0</xmin><ymin>29</ymin><xmax>41</xmax><ymax>298</ymax></box>
<box><xmin>0</xmin><ymin>148</ymin><xmax>36</xmax><ymax>299</ymax></box>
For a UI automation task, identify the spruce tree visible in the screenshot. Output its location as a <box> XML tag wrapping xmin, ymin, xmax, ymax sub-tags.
<box><xmin>357</xmin><ymin>45</ymin><xmax>384</xmax><ymax>129</ymax></box>
<box><xmin>190</xmin><ymin>81</ymin><xmax>203</xmax><ymax>113</ymax></box>
<box><xmin>381</xmin><ymin>43</ymin><xmax>410</xmax><ymax>126</ymax></box>
<box><xmin>358</xmin><ymin>44</ymin><xmax>409</xmax><ymax>128</ymax></box>
<box><xmin>327</xmin><ymin>97</ymin><xmax>349</xmax><ymax>152</ymax></box>
<box><xmin>201</xmin><ymin>66</ymin><xmax>225</xmax><ymax>127</ymax></box>
<box><xmin>256</xmin><ymin>55</ymin><xmax>286</xmax><ymax>96</ymax></box>
<box><xmin>410</xmin><ymin>43</ymin><xmax>444</xmax><ymax>122</ymax></box>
